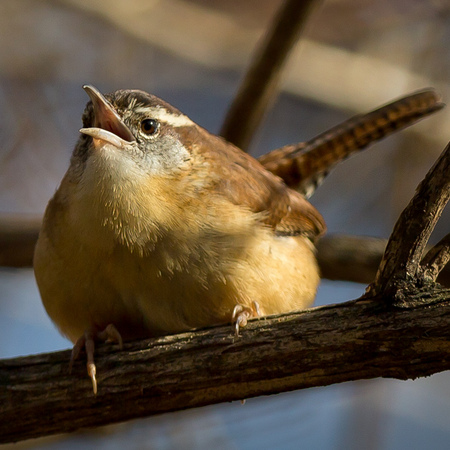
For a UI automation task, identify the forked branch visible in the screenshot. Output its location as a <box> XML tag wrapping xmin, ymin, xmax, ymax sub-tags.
<box><xmin>369</xmin><ymin>142</ymin><xmax>450</xmax><ymax>302</ymax></box>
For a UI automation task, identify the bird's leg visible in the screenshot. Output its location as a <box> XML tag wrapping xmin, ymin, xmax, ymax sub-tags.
<box><xmin>69</xmin><ymin>324</ymin><xmax>123</xmax><ymax>394</ymax></box>
<box><xmin>232</xmin><ymin>301</ymin><xmax>261</xmax><ymax>336</ymax></box>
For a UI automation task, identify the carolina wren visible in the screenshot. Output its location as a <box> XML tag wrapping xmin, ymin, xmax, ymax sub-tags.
<box><xmin>33</xmin><ymin>86</ymin><xmax>442</xmax><ymax>393</ymax></box>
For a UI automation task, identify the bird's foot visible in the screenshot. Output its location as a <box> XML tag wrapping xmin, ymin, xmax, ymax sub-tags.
<box><xmin>232</xmin><ymin>301</ymin><xmax>261</xmax><ymax>336</ymax></box>
<box><xmin>69</xmin><ymin>324</ymin><xmax>123</xmax><ymax>394</ymax></box>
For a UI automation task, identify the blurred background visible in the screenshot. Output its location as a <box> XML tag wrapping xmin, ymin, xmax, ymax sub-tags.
<box><xmin>0</xmin><ymin>0</ymin><xmax>449</xmax><ymax>448</ymax></box>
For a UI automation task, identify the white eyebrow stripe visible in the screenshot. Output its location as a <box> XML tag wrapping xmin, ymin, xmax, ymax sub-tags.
<box><xmin>134</xmin><ymin>106</ymin><xmax>194</xmax><ymax>127</ymax></box>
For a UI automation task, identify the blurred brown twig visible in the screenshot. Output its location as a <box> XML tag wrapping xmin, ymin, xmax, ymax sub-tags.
<box><xmin>220</xmin><ymin>0</ymin><xmax>321</xmax><ymax>151</ymax></box>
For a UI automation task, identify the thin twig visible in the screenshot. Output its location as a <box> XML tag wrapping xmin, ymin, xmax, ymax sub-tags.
<box><xmin>0</xmin><ymin>215</ymin><xmax>41</xmax><ymax>267</ymax></box>
<box><xmin>316</xmin><ymin>235</ymin><xmax>450</xmax><ymax>287</ymax></box>
<box><xmin>421</xmin><ymin>233</ymin><xmax>450</xmax><ymax>282</ymax></box>
<box><xmin>316</xmin><ymin>235</ymin><xmax>386</xmax><ymax>284</ymax></box>
<box><xmin>220</xmin><ymin>0</ymin><xmax>321</xmax><ymax>151</ymax></box>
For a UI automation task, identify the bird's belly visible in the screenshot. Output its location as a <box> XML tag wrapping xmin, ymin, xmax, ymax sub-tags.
<box><xmin>35</xmin><ymin>227</ymin><xmax>320</xmax><ymax>343</ymax></box>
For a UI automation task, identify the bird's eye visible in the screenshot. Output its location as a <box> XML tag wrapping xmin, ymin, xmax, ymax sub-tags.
<box><xmin>140</xmin><ymin>118</ymin><xmax>159</xmax><ymax>136</ymax></box>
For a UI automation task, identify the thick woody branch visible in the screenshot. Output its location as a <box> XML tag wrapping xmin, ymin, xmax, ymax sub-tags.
<box><xmin>1</xmin><ymin>293</ymin><xmax>450</xmax><ymax>444</ymax></box>
<box><xmin>220</xmin><ymin>0</ymin><xmax>320</xmax><ymax>151</ymax></box>
<box><xmin>371</xmin><ymin>142</ymin><xmax>450</xmax><ymax>299</ymax></box>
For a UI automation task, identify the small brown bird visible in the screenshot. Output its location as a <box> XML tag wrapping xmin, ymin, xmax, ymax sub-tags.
<box><xmin>33</xmin><ymin>86</ymin><xmax>442</xmax><ymax>393</ymax></box>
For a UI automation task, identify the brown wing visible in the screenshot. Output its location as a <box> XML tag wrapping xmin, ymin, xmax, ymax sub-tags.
<box><xmin>190</xmin><ymin>127</ymin><xmax>326</xmax><ymax>239</ymax></box>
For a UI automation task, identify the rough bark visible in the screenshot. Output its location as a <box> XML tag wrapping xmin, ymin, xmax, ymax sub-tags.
<box><xmin>1</xmin><ymin>292</ymin><xmax>450</xmax><ymax>444</ymax></box>
<box><xmin>370</xmin><ymin>142</ymin><xmax>450</xmax><ymax>303</ymax></box>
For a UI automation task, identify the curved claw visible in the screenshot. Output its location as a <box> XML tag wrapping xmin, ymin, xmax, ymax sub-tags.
<box><xmin>69</xmin><ymin>324</ymin><xmax>123</xmax><ymax>394</ymax></box>
<box><xmin>87</xmin><ymin>362</ymin><xmax>97</xmax><ymax>395</ymax></box>
<box><xmin>232</xmin><ymin>301</ymin><xmax>261</xmax><ymax>336</ymax></box>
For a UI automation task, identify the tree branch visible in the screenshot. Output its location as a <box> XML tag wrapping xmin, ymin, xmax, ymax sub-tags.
<box><xmin>0</xmin><ymin>216</ymin><xmax>40</xmax><ymax>268</ymax></box>
<box><xmin>220</xmin><ymin>0</ymin><xmax>321</xmax><ymax>151</ymax></box>
<box><xmin>422</xmin><ymin>233</ymin><xmax>450</xmax><ymax>283</ymax></box>
<box><xmin>370</xmin><ymin>142</ymin><xmax>450</xmax><ymax>301</ymax></box>
<box><xmin>1</xmin><ymin>292</ymin><xmax>450</xmax><ymax>444</ymax></box>
<box><xmin>316</xmin><ymin>235</ymin><xmax>450</xmax><ymax>287</ymax></box>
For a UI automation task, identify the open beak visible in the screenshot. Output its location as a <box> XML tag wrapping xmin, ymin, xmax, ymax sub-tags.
<box><xmin>79</xmin><ymin>85</ymin><xmax>135</xmax><ymax>149</ymax></box>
